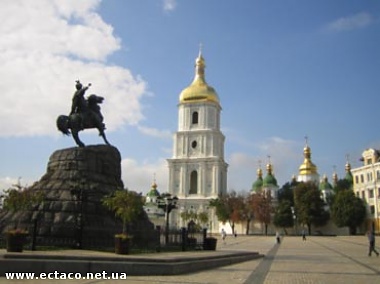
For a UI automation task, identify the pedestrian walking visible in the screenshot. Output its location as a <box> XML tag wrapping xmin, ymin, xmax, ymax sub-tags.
<box><xmin>276</xmin><ymin>231</ymin><xmax>281</xmax><ymax>244</ymax></box>
<box><xmin>302</xmin><ymin>229</ymin><xmax>306</xmax><ymax>241</ymax></box>
<box><xmin>367</xmin><ymin>230</ymin><xmax>379</xmax><ymax>257</ymax></box>
<box><xmin>221</xmin><ymin>228</ymin><xmax>227</xmax><ymax>244</ymax></box>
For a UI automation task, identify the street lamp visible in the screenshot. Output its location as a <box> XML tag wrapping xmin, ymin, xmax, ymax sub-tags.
<box><xmin>157</xmin><ymin>195</ymin><xmax>178</xmax><ymax>245</ymax></box>
<box><xmin>291</xmin><ymin>206</ymin><xmax>297</xmax><ymax>235</ymax></box>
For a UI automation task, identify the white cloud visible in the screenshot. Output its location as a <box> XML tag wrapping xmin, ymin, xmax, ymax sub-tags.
<box><xmin>0</xmin><ymin>0</ymin><xmax>147</xmax><ymax>137</ymax></box>
<box><xmin>227</xmin><ymin>137</ymin><xmax>301</xmax><ymax>191</ymax></box>
<box><xmin>255</xmin><ymin>136</ymin><xmax>300</xmax><ymax>179</ymax></box>
<box><xmin>325</xmin><ymin>12</ymin><xmax>373</xmax><ymax>32</ymax></box>
<box><xmin>163</xmin><ymin>0</ymin><xmax>177</xmax><ymax>12</ymax></box>
<box><xmin>137</xmin><ymin>125</ymin><xmax>172</xmax><ymax>139</ymax></box>
<box><xmin>121</xmin><ymin>158</ymin><xmax>169</xmax><ymax>195</ymax></box>
<box><xmin>0</xmin><ymin>177</ymin><xmax>18</xmax><ymax>192</ymax></box>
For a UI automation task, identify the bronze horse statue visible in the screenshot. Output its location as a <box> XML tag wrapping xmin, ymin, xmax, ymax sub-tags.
<box><xmin>57</xmin><ymin>94</ymin><xmax>111</xmax><ymax>147</ymax></box>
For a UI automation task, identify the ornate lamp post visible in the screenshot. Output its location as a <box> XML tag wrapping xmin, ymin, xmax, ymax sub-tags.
<box><xmin>157</xmin><ymin>195</ymin><xmax>178</xmax><ymax>245</ymax></box>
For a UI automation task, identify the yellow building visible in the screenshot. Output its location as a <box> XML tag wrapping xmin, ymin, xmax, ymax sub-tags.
<box><xmin>351</xmin><ymin>148</ymin><xmax>380</xmax><ymax>233</ymax></box>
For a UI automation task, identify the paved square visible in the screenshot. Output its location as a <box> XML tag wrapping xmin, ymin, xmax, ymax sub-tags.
<box><xmin>1</xmin><ymin>235</ymin><xmax>379</xmax><ymax>283</ymax></box>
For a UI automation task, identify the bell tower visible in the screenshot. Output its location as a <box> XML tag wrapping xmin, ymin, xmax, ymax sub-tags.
<box><xmin>167</xmin><ymin>49</ymin><xmax>228</xmax><ymax>232</ymax></box>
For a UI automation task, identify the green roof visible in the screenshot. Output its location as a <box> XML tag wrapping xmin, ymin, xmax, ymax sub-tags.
<box><xmin>146</xmin><ymin>189</ymin><xmax>160</xmax><ymax>197</ymax></box>
<box><xmin>319</xmin><ymin>180</ymin><xmax>333</xmax><ymax>190</ymax></box>
<box><xmin>251</xmin><ymin>177</ymin><xmax>263</xmax><ymax>192</ymax></box>
<box><xmin>263</xmin><ymin>174</ymin><xmax>278</xmax><ymax>187</ymax></box>
<box><xmin>345</xmin><ymin>171</ymin><xmax>353</xmax><ymax>185</ymax></box>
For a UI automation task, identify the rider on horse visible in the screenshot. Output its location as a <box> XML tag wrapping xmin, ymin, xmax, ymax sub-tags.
<box><xmin>70</xmin><ymin>80</ymin><xmax>90</xmax><ymax>129</ymax></box>
<box><xmin>70</xmin><ymin>80</ymin><xmax>104</xmax><ymax>129</ymax></box>
<box><xmin>57</xmin><ymin>80</ymin><xmax>110</xmax><ymax>147</ymax></box>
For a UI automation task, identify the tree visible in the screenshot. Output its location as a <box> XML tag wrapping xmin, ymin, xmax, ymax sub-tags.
<box><xmin>180</xmin><ymin>210</ymin><xmax>198</xmax><ymax>225</ymax></box>
<box><xmin>331</xmin><ymin>189</ymin><xmax>366</xmax><ymax>235</ymax></box>
<box><xmin>273</xmin><ymin>200</ymin><xmax>294</xmax><ymax>234</ymax></box>
<box><xmin>102</xmin><ymin>189</ymin><xmax>144</xmax><ymax>235</ymax></box>
<box><xmin>209</xmin><ymin>191</ymin><xmax>241</xmax><ymax>235</ymax></box>
<box><xmin>180</xmin><ymin>210</ymin><xmax>209</xmax><ymax>231</ymax></box>
<box><xmin>2</xmin><ymin>183</ymin><xmax>44</xmax><ymax>213</ymax></box>
<box><xmin>294</xmin><ymin>182</ymin><xmax>329</xmax><ymax>235</ymax></box>
<box><xmin>278</xmin><ymin>182</ymin><xmax>295</xmax><ymax>204</ymax></box>
<box><xmin>229</xmin><ymin>192</ymin><xmax>250</xmax><ymax>235</ymax></box>
<box><xmin>197</xmin><ymin>211</ymin><xmax>209</xmax><ymax>228</ymax></box>
<box><xmin>240</xmin><ymin>194</ymin><xmax>255</xmax><ymax>235</ymax></box>
<box><xmin>2</xmin><ymin>182</ymin><xmax>44</xmax><ymax>229</ymax></box>
<box><xmin>250</xmin><ymin>191</ymin><xmax>272</xmax><ymax>235</ymax></box>
<box><xmin>273</xmin><ymin>181</ymin><xmax>297</xmax><ymax>235</ymax></box>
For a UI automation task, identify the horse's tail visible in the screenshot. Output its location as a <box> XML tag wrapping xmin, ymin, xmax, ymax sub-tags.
<box><xmin>56</xmin><ymin>115</ymin><xmax>71</xmax><ymax>135</ymax></box>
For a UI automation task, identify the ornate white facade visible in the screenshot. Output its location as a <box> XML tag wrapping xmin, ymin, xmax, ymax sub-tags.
<box><xmin>167</xmin><ymin>50</ymin><xmax>228</xmax><ymax>232</ymax></box>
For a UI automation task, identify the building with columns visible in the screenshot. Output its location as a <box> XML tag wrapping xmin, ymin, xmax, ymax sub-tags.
<box><xmin>351</xmin><ymin>148</ymin><xmax>380</xmax><ymax>233</ymax></box>
<box><xmin>167</xmin><ymin>49</ymin><xmax>228</xmax><ymax>233</ymax></box>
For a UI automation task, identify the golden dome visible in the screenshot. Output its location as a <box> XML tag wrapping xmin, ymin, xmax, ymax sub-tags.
<box><xmin>257</xmin><ymin>167</ymin><xmax>263</xmax><ymax>177</ymax></box>
<box><xmin>345</xmin><ymin>161</ymin><xmax>351</xmax><ymax>172</ymax></box>
<box><xmin>179</xmin><ymin>50</ymin><xmax>219</xmax><ymax>104</ymax></box>
<box><xmin>332</xmin><ymin>171</ymin><xmax>338</xmax><ymax>184</ymax></box>
<box><xmin>152</xmin><ymin>181</ymin><xmax>157</xmax><ymax>189</ymax></box>
<box><xmin>266</xmin><ymin>163</ymin><xmax>273</xmax><ymax>174</ymax></box>
<box><xmin>299</xmin><ymin>145</ymin><xmax>318</xmax><ymax>175</ymax></box>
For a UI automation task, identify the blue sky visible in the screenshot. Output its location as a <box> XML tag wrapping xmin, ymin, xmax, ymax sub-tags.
<box><xmin>1</xmin><ymin>0</ymin><xmax>380</xmax><ymax>195</ymax></box>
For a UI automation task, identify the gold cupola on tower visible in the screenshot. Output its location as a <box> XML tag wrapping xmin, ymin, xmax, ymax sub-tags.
<box><xmin>344</xmin><ymin>154</ymin><xmax>354</xmax><ymax>186</ymax></box>
<box><xmin>179</xmin><ymin>47</ymin><xmax>220</xmax><ymax>104</ymax></box>
<box><xmin>298</xmin><ymin>139</ymin><xmax>318</xmax><ymax>176</ymax></box>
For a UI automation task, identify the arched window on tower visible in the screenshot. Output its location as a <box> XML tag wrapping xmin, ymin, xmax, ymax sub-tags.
<box><xmin>192</xmin><ymin>111</ymin><xmax>199</xmax><ymax>124</ymax></box>
<box><xmin>189</xmin><ymin>170</ymin><xmax>198</xmax><ymax>194</ymax></box>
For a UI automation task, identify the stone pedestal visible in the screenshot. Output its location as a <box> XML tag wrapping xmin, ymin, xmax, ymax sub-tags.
<box><xmin>1</xmin><ymin>145</ymin><xmax>124</xmax><ymax>246</ymax></box>
<box><xmin>1</xmin><ymin>145</ymin><xmax>157</xmax><ymax>249</ymax></box>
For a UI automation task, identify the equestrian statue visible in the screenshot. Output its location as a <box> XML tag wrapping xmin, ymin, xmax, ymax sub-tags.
<box><xmin>57</xmin><ymin>80</ymin><xmax>111</xmax><ymax>147</ymax></box>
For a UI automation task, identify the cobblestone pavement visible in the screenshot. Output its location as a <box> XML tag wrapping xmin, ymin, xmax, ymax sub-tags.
<box><xmin>263</xmin><ymin>236</ymin><xmax>380</xmax><ymax>284</ymax></box>
<box><xmin>2</xmin><ymin>235</ymin><xmax>379</xmax><ymax>284</ymax></box>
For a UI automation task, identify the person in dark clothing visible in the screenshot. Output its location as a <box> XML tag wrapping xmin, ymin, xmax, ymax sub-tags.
<box><xmin>367</xmin><ymin>230</ymin><xmax>379</xmax><ymax>257</ymax></box>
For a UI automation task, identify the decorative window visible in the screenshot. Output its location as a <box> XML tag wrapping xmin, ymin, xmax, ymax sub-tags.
<box><xmin>191</xmin><ymin>140</ymin><xmax>197</xmax><ymax>149</ymax></box>
<box><xmin>367</xmin><ymin>172</ymin><xmax>372</xmax><ymax>182</ymax></box>
<box><xmin>369</xmin><ymin>189</ymin><xmax>374</xmax><ymax>198</ymax></box>
<box><xmin>189</xmin><ymin>171</ymin><xmax>198</xmax><ymax>194</ymax></box>
<box><xmin>370</xmin><ymin>205</ymin><xmax>375</xmax><ymax>215</ymax></box>
<box><xmin>192</xmin><ymin>111</ymin><xmax>199</xmax><ymax>124</ymax></box>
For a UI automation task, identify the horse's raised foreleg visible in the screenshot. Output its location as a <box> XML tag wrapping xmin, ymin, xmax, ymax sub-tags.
<box><xmin>72</xmin><ymin>130</ymin><xmax>85</xmax><ymax>147</ymax></box>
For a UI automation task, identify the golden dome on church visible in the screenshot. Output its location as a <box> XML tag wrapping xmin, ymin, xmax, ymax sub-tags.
<box><xmin>179</xmin><ymin>50</ymin><xmax>220</xmax><ymax>104</ymax></box>
<box><xmin>299</xmin><ymin>144</ymin><xmax>318</xmax><ymax>175</ymax></box>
